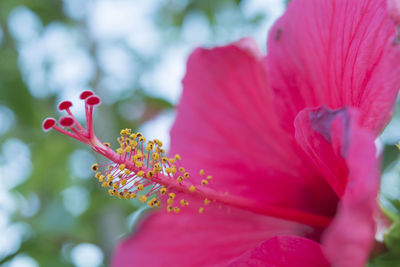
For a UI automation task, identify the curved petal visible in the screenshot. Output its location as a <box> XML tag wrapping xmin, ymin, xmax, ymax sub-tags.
<box><xmin>169</xmin><ymin>39</ymin><xmax>338</xmax><ymax>216</ymax></box>
<box><xmin>111</xmin><ymin>205</ymin><xmax>312</xmax><ymax>267</ymax></box>
<box><xmin>295</xmin><ymin>107</ymin><xmax>379</xmax><ymax>267</ymax></box>
<box><xmin>228</xmin><ymin>236</ymin><xmax>329</xmax><ymax>267</ymax></box>
<box><xmin>267</xmin><ymin>0</ymin><xmax>400</xmax><ymax>135</ymax></box>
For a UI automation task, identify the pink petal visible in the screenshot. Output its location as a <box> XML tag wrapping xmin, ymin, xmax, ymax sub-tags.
<box><xmin>295</xmin><ymin>107</ymin><xmax>379</xmax><ymax>267</ymax></box>
<box><xmin>267</xmin><ymin>0</ymin><xmax>400</xmax><ymax>135</ymax></box>
<box><xmin>169</xmin><ymin>40</ymin><xmax>337</xmax><ymax>216</ymax></box>
<box><xmin>228</xmin><ymin>236</ymin><xmax>329</xmax><ymax>267</ymax></box>
<box><xmin>388</xmin><ymin>0</ymin><xmax>400</xmax><ymax>24</ymax></box>
<box><xmin>111</xmin><ymin>205</ymin><xmax>311</xmax><ymax>267</ymax></box>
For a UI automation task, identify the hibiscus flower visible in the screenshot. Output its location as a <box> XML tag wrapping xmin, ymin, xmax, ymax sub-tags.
<box><xmin>43</xmin><ymin>0</ymin><xmax>400</xmax><ymax>266</ymax></box>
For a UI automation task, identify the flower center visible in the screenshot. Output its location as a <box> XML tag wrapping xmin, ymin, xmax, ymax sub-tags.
<box><xmin>42</xmin><ymin>91</ymin><xmax>333</xmax><ymax>228</ymax></box>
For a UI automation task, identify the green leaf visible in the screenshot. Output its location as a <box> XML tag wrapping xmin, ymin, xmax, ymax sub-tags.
<box><xmin>385</xmin><ymin>221</ymin><xmax>400</xmax><ymax>253</ymax></box>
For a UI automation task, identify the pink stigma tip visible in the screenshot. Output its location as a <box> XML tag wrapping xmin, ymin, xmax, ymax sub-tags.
<box><xmin>59</xmin><ymin>116</ymin><xmax>75</xmax><ymax>127</ymax></box>
<box><xmin>80</xmin><ymin>90</ymin><xmax>94</xmax><ymax>100</ymax></box>
<box><xmin>86</xmin><ymin>95</ymin><xmax>101</xmax><ymax>106</ymax></box>
<box><xmin>58</xmin><ymin>101</ymin><xmax>73</xmax><ymax>111</ymax></box>
<box><xmin>42</xmin><ymin>118</ymin><xmax>56</xmax><ymax>131</ymax></box>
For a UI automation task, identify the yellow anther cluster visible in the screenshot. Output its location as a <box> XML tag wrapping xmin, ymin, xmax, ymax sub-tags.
<box><xmin>90</xmin><ymin>129</ymin><xmax>219</xmax><ymax>214</ymax></box>
<box><xmin>147</xmin><ymin>197</ymin><xmax>160</xmax><ymax>208</ymax></box>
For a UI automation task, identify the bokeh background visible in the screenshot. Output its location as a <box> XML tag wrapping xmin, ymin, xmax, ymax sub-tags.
<box><xmin>0</xmin><ymin>0</ymin><xmax>399</xmax><ymax>266</ymax></box>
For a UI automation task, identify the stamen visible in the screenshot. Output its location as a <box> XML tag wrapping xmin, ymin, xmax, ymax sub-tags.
<box><xmin>42</xmin><ymin>91</ymin><xmax>333</xmax><ymax>228</ymax></box>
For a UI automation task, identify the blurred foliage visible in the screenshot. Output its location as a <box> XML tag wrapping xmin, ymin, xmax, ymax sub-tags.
<box><xmin>0</xmin><ymin>0</ymin><xmax>267</xmax><ymax>266</ymax></box>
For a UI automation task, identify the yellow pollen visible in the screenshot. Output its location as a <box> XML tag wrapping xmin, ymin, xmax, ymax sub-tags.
<box><xmin>139</xmin><ymin>136</ymin><xmax>146</xmax><ymax>142</ymax></box>
<box><xmin>101</xmin><ymin>182</ymin><xmax>108</xmax><ymax>188</ymax></box>
<box><xmin>206</xmin><ymin>175</ymin><xmax>213</xmax><ymax>180</ymax></box>
<box><xmin>161</xmin><ymin>157</ymin><xmax>168</xmax><ymax>163</ymax></box>
<box><xmin>104</xmin><ymin>142</ymin><xmax>111</xmax><ymax>147</ymax></box>
<box><xmin>180</xmin><ymin>199</ymin><xmax>189</xmax><ymax>206</ymax></box>
<box><xmin>99</xmin><ymin>175</ymin><xmax>105</xmax><ymax>182</ymax></box>
<box><xmin>121</xmin><ymin>179</ymin><xmax>127</xmax><ymax>186</ymax></box>
<box><xmin>146</xmin><ymin>171</ymin><xmax>154</xmax><ymax>178</ymax></box>
<box><xmin>154</xmin><ymin>139</ymin><xmax>162</xmax><ymax>147</ymax></box>
<box><xmin>201</xmin><ymin>179</ymin><xmax>208</xmax><ymax>185</ymax></box>
<box><xmin>173</xmin><ymin>207</ymin><xmax>180</xmax><ymax>213</ymax></box>
<box><xmin>167</xmin><ymin>198</ymin><xmax>174</xmax><ymax>205</ymax></box>
<box><xmin>152</xmin><ymin>153</ymin><xmax>160</xmax><ymax>161</ymax></box>
<box><xmin>108</xmin><ymin>189</ymin><xmax>114</xmax><ymax>196</ymax></box>
<box><xmin>174</xmin><ymin>154</ymin><xmax>181</xmax><ymax>160</ymax></box>
<box><xmin>130</xmin><ymin>193</ymin><xmax>137</xmax><ymax>199</ymax></box>
<box><xmin>204</xmin><ymin>198</ymin><xmax>211</xmax><ymax>205</ymax></box>
<box><xmin>130</xmin><ymin>133</ymin><xmax>137</xmax><ymax>139</ymax></box>
<box><xmin>119</xmin><ymin>164</ymin><xmax>126</xmax><ymax>171</ymax></box>
<box><xmin>147</xmin><ymin>197</ymin><xmax>157</xmax><ymax>208</ymax></box>
<box><xmin>189</xmin><ymin>186</ymin><xmax>195</xmax><ymax>192</ymax></box>
<box><xmin>160</xmin><ymin>187</ymin><xmax>167</xmax><ymax>195</ymax></box>
<box><xmin>137</xmin><ymin>184</ymin><xmax>144</xmax><ymax>191</ymax></box>
<box><xmin>199</xmin><ymin>207</ymin><xmax>204</xmax><ymax>214</ymax></box>
<box><xmin>199</xmin><ymin>169</ymin><xmax>205</xmax><ymax>175</ymax></box>
<box><xmin>137</xmin><ymin>171</ymin><xmax>145</xmax><ymax>177</ymax></box>
<box><xmin>120</xmin><ymin>128</ymin><xmax>132</xmax><ymax>135</ymax></box>
<box><xmin>124</xmin><ymin>170</ymin><xmax>130</xmax><ymax>175</ymax></box>
<box><xmin>116</xmin><ymin>148</ymin><xmax>124</xmax><ymax>155</ymax></box>
<box><xmin>95</xmin><ymin>172</ymin><xmax>101</xmax><ymax>179</ymax></box>
<box><xmin>169</xmin><ymin>193</ymin><xmax>176</xmax><ymax>199</ymax></box>
<box><xmin>146</xmin><ymin>144</ymin><xmax>153</xmax><ymax>151</ymax></box>
<box><xmin>139</xmin><ymin>195</ymin><xmax>147</xmax><ymax>203</ymax></box>
<box><xmin>91</xmin><ymin>163</ymin><xmax>98</xmax><ymax>172</ymax></box>
<box><xmin>108</xmin><ymin>166</ymin><xmax>113</xmax><ymax>170</ymax></box>
<box><xmin>135</xmin><ymin>161</ymin><xmax>143</xmax><ymax>167</ymax></box>
<box><xmin>118</xmin><ymin>192</ymin><xmax>124</xmax><ymax>199</ymax></box>
<box><xmin>113</xmin><ymin>183</ymin><xmax>119</xmax><ymax>189</ymax></box>
<box><xmin>179</xmin><ymin>167</ymin><xmax>185</xmax><ymax>173</ymax></box>
<box><xmin>167</xmin><ymin>205</ymin><xmax>173</xmax><ymax>212</ymax></box>
<box><xmin>184</xmin><ymin>172</ymin><xmax>190</xmax><ymax>179</ymax></box>
<box><xmin>169</xmin><ymin>158</ymin><xmax>175</xmax><ymax>164</ymax></box>
<box><xmin>125</xmin><ymin>146</ymin><xmax>132</xmax><ymax>153</ymax></box>
<box><xmin>177</xmin><ymin>176</ymin><xmax>183</xmax><ymax>183</ymax></box>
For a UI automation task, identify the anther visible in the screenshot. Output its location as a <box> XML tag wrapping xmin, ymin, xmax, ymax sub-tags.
<box><xmin>201</xmin><ymin>179</ymin><xmax>208</xmax><ymax>185</ymax></box>
<box><xmin>91</xmin><ymin>163</ymin><xmax>98</xmax><ymax>172</ymax></box>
